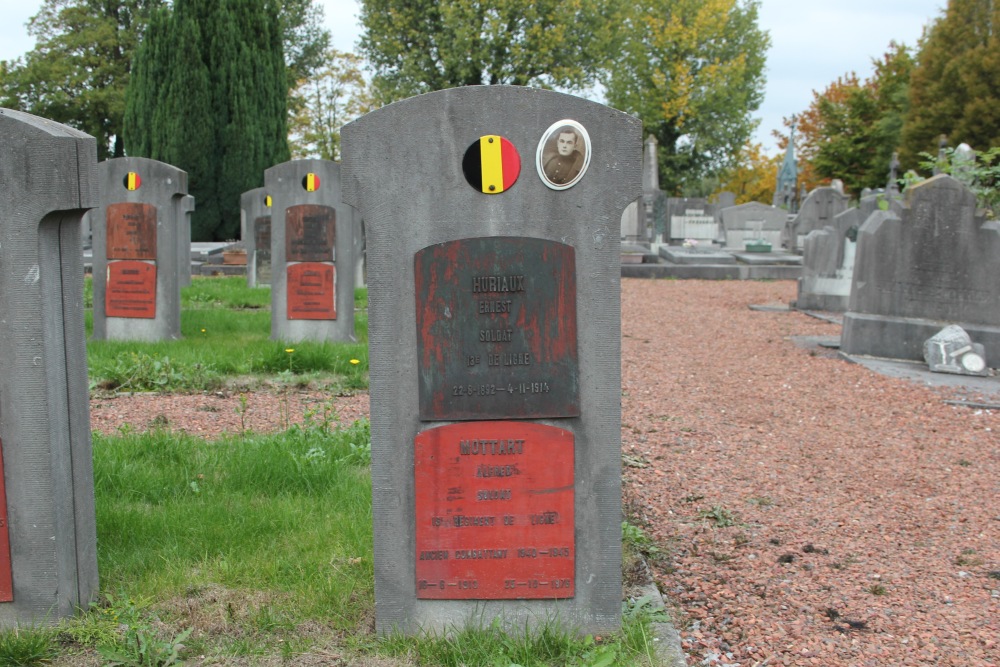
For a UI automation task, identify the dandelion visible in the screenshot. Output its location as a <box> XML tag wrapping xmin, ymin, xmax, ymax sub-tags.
<box><xmin>285</xmin><ymin>348</ymin><xmax>295</xmax><ymax>373</ymax></box>
<box><xmin>350</xmin><ymin>359</ymin><xmax>360</xmax><ymax>365</ymax></box>
<box><xmin>285</xmin><ymin>348</ymin><xmax>294</xmax><ymax>353</ymax></box>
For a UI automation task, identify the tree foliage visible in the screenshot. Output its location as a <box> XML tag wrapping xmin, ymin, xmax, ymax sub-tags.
<box><xmin>602</xmin><ymin>0</ymin><xmax>769</xmax><ymax>195</ymax></box>
<box><xmin>125</xmin><ymin>0</ymin><xmax>290</xmax><ymax>241</ymax></box>
<box><xmin>289</xmin><ymin>49</ymin><xmax>374</xmax><ymax>160</ymax></box>
<box><xmin>0</xmin><ymin>0</ymin><xmax>164</xmax><ymax>159</ymax></box>
<box><xmin>786</xmin><ymin>43</ymin><xmax>913</xmax><ymax>197</ymax></box>
<box><xmin>358</xmin><ymin>0</ymin><xmax>613</xmax><ymax>103</ymax></box>
<box><xmin>715</xmin><ymin>141</ymin><xmax>778</xmax><ymax>204</ymax></box>
<box><xmin>901</xmin><ymin>0</ymin><xmax>1000</xmax><ymax>163</ymax></box>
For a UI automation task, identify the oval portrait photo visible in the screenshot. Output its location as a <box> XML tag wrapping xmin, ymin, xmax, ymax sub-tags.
<box><xmin>536</xmin><ymin>120</ymin><xmax>591</xmax><ymax>190</ymax></box>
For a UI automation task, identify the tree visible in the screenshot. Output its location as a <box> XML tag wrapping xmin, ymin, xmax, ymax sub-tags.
<box><xmin>715</xmin><ymin>141</ymin><xmax>778</xmax><ymax>204</ymax></box>
<box><xmin>901</xmin><ymin>0</ymin><xmax>1000</xmax><ymax>163</ymax></box>
<box><xmin>602</xmin><ymin>0</ymin><xmax>769</xmax><ymax>195</ymax></box>
<box><xmin>786</xmin><ymin>43</ymin><xmax>914</xmax><ymax>197</ymax></box>
<box><xmin>289</xmin><ymin>49</ymin><xmax>375</xmax><ymax>160</ymax></box>
<box><xmin>125</xmin><ymin>0</ymin><xmax>290</xmax><ymax>241</ymax></box>
<box><xmin>358</xmin><ymin>0</ymin><xmax>611</xmax><ymax>103</ymax></box>
<box><xmin>0</xmin><ymin>0</ymin><xmax>164</xmax><ymax>159</ymax></box>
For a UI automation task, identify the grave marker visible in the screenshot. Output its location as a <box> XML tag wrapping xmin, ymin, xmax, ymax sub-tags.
<box><xmin>0</xmin><ymin>108</ymin><xmax>99</xmax><ymax>625</ymax></box>
<box><xmin>91</xmin><ymin>157</ymin><xmax>187</xmax><ymax>341</ymax></box>
<box><xmin>265</xmin><ymin>159</ymin><xmax>358</xmax><ymax>342</ymax></box>
<box><xmin>842</xmin><ymin>175</ymin><xmax>1000</xmax><ymax>364</ymax></box>
<box><xmin>720</xmin><ymin>202</ymin><xmax>787</xmax><ymax>250</ymax></box>
<box><xmin>341</xmin><ymin>85</ymin><xmax>640</xmax><ymax>635</ymax></box>
<box><xmin>786</xmin><ymin>186</ymin><xmax>849</xmax><ymax>251</ymax></box>
<box><xmin>241</xmin><ymin>187</ymin><xmax>272</xmax><ymax>288</ymax></box>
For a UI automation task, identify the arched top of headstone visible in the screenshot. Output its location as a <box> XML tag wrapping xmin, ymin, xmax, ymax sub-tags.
<box><xmin>905</xmin><ymin>173</ymin><xmax>977</xmax><ymax>208</ymax></box>
<box><xmin>99</xmin><ymin>156</ymin><xmax>188</xmax><ymax>198</ymax></box>
<box><xmin>341</xmin><ymin>85</ymin><xmax>641</xmax><ymax>232</ymax></box>
<box><xmin>1</xmin><ymin>108</ymin><xmax>98</xmax><ymax>212</ymax></box>
<box><xmin>264</xmin><ymin>158</ymin><xmax>342</xmax><ymax>204</ymax></box>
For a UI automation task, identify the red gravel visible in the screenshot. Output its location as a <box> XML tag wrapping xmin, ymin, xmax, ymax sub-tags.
<box><xmin>89</xmin><ymin>279</ymin><xmax>999</xmax><ymax>666</ymax></box>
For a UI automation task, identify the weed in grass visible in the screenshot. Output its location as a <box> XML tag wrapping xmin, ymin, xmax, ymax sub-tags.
<box><xmin>0</xmin><ymin>625</ymin><xmax>58</xmax><ymax>666</ymax></box>
<box><xmin>747</xmin><ymin>495</ymin><xmax>774</xmax><ymax>507</ymax></box>
<box><xmin>235</xmin><ymin>393</ymin><xmax>250</xmax><ymax>435</ymax></box>
<box><xmin>697</xmin><ymin>505</ymin><xmax>740</xmax><ymax>528</ymax></box>
<box><xmin>621</xmin><ymin>521</ymin><xmax>659</xmax><ymax>559</ymax></box>
<box><xmin>955</xmin><ymin>549</ymin><xmax>984</xmax><ymax>567</ymax></box>
<box><xmin>867</xmin><ymin>584</ymin><xmax>887</xmax><ymax>596</ymax></box>
<box><xmin>98</xmin><ymin>626</ymin><xmax>191</xmax><ymax>667</ymax></box>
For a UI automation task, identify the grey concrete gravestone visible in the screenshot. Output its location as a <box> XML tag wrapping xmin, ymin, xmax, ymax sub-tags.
<box><xmin>796</xmin><ymin>207</ymin><xmax>862</xmax><ymax>311</ymax></box>
<box><xmin>179</xmin><ymin>194</ymin><xmax>195</xmax><ymax>287</ymax></box>
<box><xmin>341</xmin><ymin>85</ymin><xmax>641</xmax><ymax>636</ymax></box>
<box><xmin>91</xmin><ymin>157</ymin><xmax>187</xmax><ymax>341</ymax></box>
<box><xmin>0</xmin><ymin>108</ymin><xmax>99</xmax><ymax>625</ymax></box>
<box><xmin>265</xmin><ymin>159</ymin><xmax>358</xmax><ymax>342</ymax></box>
<box><xmin>240</xmin><ymin>187</ymin><xmax>272</xmax><ymax>288</ymax></box>
<box><xmin>842</xmin><ymin>175</ymin><xmax>1000</xmax><ymax>365</ymax></box>
<box><xmin>665</xmin><ymin>197</ymin><xmax>718</xmax><ymax>243</ymax></box>
<box><xmin>785</xmin><ymin>186</ymin><xmax>850</xmax><ymax>251</ymax></box>
<box><xmin>720</xmin><ymin>201</ymin><xmax>786</xmax><ymax>249</ymax></box>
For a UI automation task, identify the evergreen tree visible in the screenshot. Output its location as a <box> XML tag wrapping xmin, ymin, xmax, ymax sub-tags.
<box><xmin>901</xmin><ymin>0</ymin><xmax>1000</xmax><ymax>163</ymax></box>
<box><xmin>125</xmin><ymin>0</ymin><xmax>290</xmax><ymax>241</ymax></box>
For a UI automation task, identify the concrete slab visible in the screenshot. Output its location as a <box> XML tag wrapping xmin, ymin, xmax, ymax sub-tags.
<box><xmin>732</xmin><ymin>251</ymin><xmax>802</xmax><ymax>266</ymax></box>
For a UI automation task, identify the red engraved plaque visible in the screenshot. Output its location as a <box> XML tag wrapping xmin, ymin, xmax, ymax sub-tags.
<box><xmin>414</xmin><ymin>422</ymin><xmax>574</xmax><ymax>599</ymax></box>
<box><xmin>106</xmin><ymin>203</ymin><xmax>157</xmax><ymax>260</ymax></box>
<box><xmin>286</xmin><ymin>262</ymin><xmax>336</xmax><ymax>320</ymax></box>
<box><xmin>414</xmin><ymin>237</ymin><xmax>578</xmax><ymax>421</ymax></box>
<box><xmin>0</xmin><ymin>438</ymin><xmax>13</xmax><ymax>601</ymax></box>
<box><xmin>106</xmin><ymin>261</ymin><xmax>157</xmax><ymax>318</ymax></box>
<box><xmin>286</xmin><ymin>205</ymin><xmax>335</xmax><ymax>262</ymax></box>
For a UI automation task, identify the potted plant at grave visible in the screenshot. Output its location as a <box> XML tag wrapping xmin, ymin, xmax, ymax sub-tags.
<box><xmin>222</xmin><ymin>240</ymin><xmax>247</xmax><ymax>265</ymax></box>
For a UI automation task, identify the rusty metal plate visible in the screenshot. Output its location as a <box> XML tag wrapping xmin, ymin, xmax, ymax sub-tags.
<box><xmin>286</xmin><ymin>262</ymin><xmax>336</xmax><ymax>320</ymax></box>
<box><xmin>414</xmin><ymin>237</ymin><xmax>578</xmax><ymax>421</ymax></box>
<box><xmin>106</xmin><ymin>260</ymin><xmax>157</xmax><ymax>318</ymax></box>
<box><xmin>0</xmin><ymin>438</ymin><xmax>12</xmax><ymax>602</ymax></box>
<box><xmin>286</xmin><ymin>205</ymin><xmax>335</xmax><ymax>262</ymax></box>
<box><xmin>415</xmin><ymin>422</ymin><xmax>574</xmax><ymax>599</ymax></box>
<box><xmin>106</xmin><ymin>203</ymin><xmax>157</xmax><ymax>260</ymax></box>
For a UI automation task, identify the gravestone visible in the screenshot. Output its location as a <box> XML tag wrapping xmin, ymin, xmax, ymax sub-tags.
<box><xmin>665</xmin><ymin>197</ymin><xmax>719</xmax><ymax>243</ymax></box>
<box><xmin>923</xmin><ymin>325</ymin><xmax>988</xmax><ymax>376</ymax></box>
<box><xmin>341</xmin><ymin>85</ymin><xmax>640</xmax><ymax>635</ymax></box>
<box><xmin>711</xmin><ymin>191</ymin><xmax>737</xmax><ymax>211</ymax></box>
<box><xmin>842</xmin><ymin>175</ymin><xmax>1000</xmax><ymax>364</ymax></box>
<box><xmin>636</xmin><ymin>134</ymin><xmax>660</xmax><ymax>243</ymax></box>
<box><xmin>265</xmin><ymin>159</ymin><xmax>358</xmax><ymax>342</ymax></box>
<box><xmin>179</xmin><ymin>194</ymin><xmax>195</xmax><ymax>287</ymax></box>
<box><xmin>785</xmin><ymin>186</ymin><xmax>850</xmax><ymax>251</ymax></box>
<box><xmin>796</xmin><ymin>220</ymin><xmax>857</xmax><ymax>311</ymax></box>
<box><xmin>240</xmin><ymin>187</ymin><xmax>272</xmax><ymax>288</ymax></box>
<box><xmin>719</xmin><ymin>202</ymin><xmax>787</xmax><ymax>250</ymax></box>
<box><xmin>0</xmin><ymin>108</ymin><xmax>99</xmax><ymax>625</ymax></box>
<box><xmin>91</xmin><ymin>157</ymin><xmax>187</xmax><ymax>341</ymax></box>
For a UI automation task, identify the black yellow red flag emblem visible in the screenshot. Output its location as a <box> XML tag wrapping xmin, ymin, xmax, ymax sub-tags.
<box><xmin>302</xmin><ymin>173</ymin><xmax>320</xmax><ymax>191</ymax></box>
<box><xmin>463</xmin><ymin>135</ymin><xmax>520</xmax><ymax>194</ymax></box>
<box><xmin>123</xmin><ymin>172</ymin><xmax>142</xmax><ymax>190</ymax></box>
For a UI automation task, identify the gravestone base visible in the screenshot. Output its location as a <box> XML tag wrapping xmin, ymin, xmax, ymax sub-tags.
<box><xmin>659</xmin><ymin>246</ymin><xmax>735</xmax><ymax>265</ymax></box>
<box><xmin>794</xmin><ymin>282</ymin><xmax>849</xmax><ymax>312</ymax></box>
<box><xmin>731</xmin><ymin>252</ymin><xmax>802</xmax><ymax>266</ymax></box>
<box><xmin>842</xmin><ymin>312</ymin><xmax>1000</xmax><ymax>367</ymax></box>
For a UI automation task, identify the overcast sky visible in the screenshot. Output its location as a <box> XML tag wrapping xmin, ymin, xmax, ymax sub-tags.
<box><xmin>0</xmin><ymin>0</ymin><xmax>946</xmax><ymax>155</ymax></box>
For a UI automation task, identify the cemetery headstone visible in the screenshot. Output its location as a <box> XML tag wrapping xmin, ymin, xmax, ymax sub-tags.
<box><xmin>0</xmin><ymin>108</ymin><xmax>99</xmax><ymax>625</ymax></box>
<box><xmin>241</xmin><ymin>187</ymin><xmax>272</xmax><ymax>288</ymax></box>
<box><xmin>785</xmin><ymin>185</ymin><xmax>850</xmax><ymax>251</ymax></box>
<box><xmin>341</xmin><ymin>85</ymin><xmax>641</xmax><ymax>635</ymax></box>
<box><xmin>923</xmin><ymin>325</ymin><xmax>988</xmax><ymax>376</ymax></box>
<box><xmin>638</xmin><ymin>134</ymin><xmax>660</xmax><ymax>242</ymax></box>
<box><xmin>665</xmin><ymin>197</ymin><xmax>719</xmax><ymax>243</ymax></box>
<box><xmin>179</xmin><ymin>194</ymin><xmax>195</xmax><ymax>287</ymax></box>
<box><xmin>91</xmin><ymin>157</ymin><xmax>187</xmax><ymax>341</ymax></box>
<box><xmin>842</xmin><ymin>175</ymin><xmax>1000</xmax><ymax>364</ymax></box>
<box><xmin>719</xmin><ymin>202</ymin><xmax>786</xmax><ymax>250</ymax></box>
<box><xmin>264</xmin><ymin>159</ymin><xmax>358</xmax><ymax>342</ymax></box>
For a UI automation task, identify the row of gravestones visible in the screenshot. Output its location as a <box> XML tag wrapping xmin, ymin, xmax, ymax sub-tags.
<box><xmin>0</xmin><ymin>87</ymin><xmax>637</xmax><ymax>635</ymax></box>
<box><xmin>86</xmin><ymin>157</ymin><xmax>361</xmax><ymax>343</ymax></box>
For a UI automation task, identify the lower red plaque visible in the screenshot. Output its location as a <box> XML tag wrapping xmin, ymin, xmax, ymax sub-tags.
<box><xmin>106</xmin><ymin>260</ymin><xmax>156</xmax><ymax>318</ymax></box>
<box><xmin>286</xmin><ymin>262</ymin><xmax>336</xmax><ymax>320</ymax></box>
<box><xmin>0</xmin><ymin>439</ymin><xmax>12</xmax><ymax>601</ymax></box>
<box><xmin>415</xmin><ymin>422</ymin><xmax>574</xmax><ymax>599</ymax></box>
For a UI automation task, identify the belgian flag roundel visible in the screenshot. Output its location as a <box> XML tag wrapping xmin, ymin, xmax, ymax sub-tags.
<box><xmin>463</xmin><ymin>135</ymin><xmax>520</xmax><ymax>194</ymax></box>
<box><xmin>302</xmin><ymin>173</ymin><xmax>321</xmax><ymax>191</ymax></box>
<box><xmin>123</xmin><ymin>172</ymin><xmax>142</xmax><ymax>190</ymax></box>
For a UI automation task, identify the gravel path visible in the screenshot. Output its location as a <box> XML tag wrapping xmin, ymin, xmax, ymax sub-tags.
<box><xmin>90</xmin><ymin>279</ymin><xmax>1000</xmax><ymax>667</ymax></box>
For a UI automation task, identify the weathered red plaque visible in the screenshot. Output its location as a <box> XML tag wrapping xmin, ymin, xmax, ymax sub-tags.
<box><xmin>287</xmin><ymin>262</ymin><xmax>336</xmax><ymax>320</ymax></box>
<box><xmin>0</xmin><ymin>439</ymin><xmax>13</xmax><ymax>601</ymax></box>
<box><xmin>286</xmin><ymin>205</ymin><xmax>335</xmax><ymax>262</ymax></box>
<box><xmin>106</xmin><ymin>261</ymin><xmax>156</xmax><ymax>318</ymax></box>
<box><xmin>415</xmin><ymin>422</ymin><xmax>574</xmax><ymax>599</ymax></box>
<box><xmin>414</xmin><ymin>237</ymin><xmax>578</xmax><ymax>421</ymax></box>
<box><xmin>106</xmin><ymin>203</ymin><xmax>157</xmax><ymax>260</ymax></box>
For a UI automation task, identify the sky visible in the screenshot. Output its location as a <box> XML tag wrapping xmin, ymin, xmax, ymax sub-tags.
<box><xmin>0</xmin><ymin>0</ymin><xmax>946</xmax><ymax>155</ymax></box>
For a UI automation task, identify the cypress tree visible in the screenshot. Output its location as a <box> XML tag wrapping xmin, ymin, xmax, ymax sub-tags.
<box><xmin>124</xmin><ymin>0</ymin><xmax>289</xmax><ymax>241</ymax></box>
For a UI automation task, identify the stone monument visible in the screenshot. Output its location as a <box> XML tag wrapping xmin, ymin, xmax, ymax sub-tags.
<box><xmin>179</xmin><ymin>194</ymin><xmax>195</xmax><ymax>287</ymax></box>
<box><xmin>240</xmin><ymin>187</ymin><xmax>272</xmax><ymax>288</ymax></box>
<box><xmin>264</xmin><ymin>159</ymin><xmax>358</xmax><ymax>342</ymax></box>
<box><xmin>0</xmin><ymin>108</ymin><xmax>99</xmax><ymax>625</ymax></box>
<box><xmin>341</xmin><ymin>86</ymin><xmax>641</xmax><ymax>635</ymax></box>
<box><xmin>91</xmin><ymin>157</ymin><xmax>187</xmax><ymax>341</ymax></box>
<box><xmin>720</xmin><ymin>201</ymin><xmax>787</xmax><ymax>250</ymax></box>
<box><xmin>842</xmin><ymin>175</ymin><xmax>1000</xmax><ymax>364</ymax></box>
<box><xmin>665</xmin><ymin>197</ymin><xmax>719</xmax><ymax>243</ymax></box>
<box><xmin>785</xmin><ymin>185</ymin><xmax>850</xmax><ymax>251</ymax></box>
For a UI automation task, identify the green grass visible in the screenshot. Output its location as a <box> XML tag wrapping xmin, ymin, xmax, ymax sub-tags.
<box><xmin>85</xmin><ymin>276</ymin><xmax>369</xmax><ymax>392</ymax></box>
